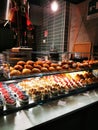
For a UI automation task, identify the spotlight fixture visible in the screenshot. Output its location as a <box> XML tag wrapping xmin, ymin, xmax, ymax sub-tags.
<box><xmin>51</xmin><ymin>1</ymin><xmax>58</xmax><ymax>12</ymax></box>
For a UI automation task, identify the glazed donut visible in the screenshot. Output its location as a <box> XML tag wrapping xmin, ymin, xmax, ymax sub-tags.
<box><xmin>26</xmin><ymin>60</ymin><xmax>34</xmax><ymax>66</ymax></box>
<box><xmin>42</xmin><ymin>63</ymin><xmax>49</xmax><ymax>68</ymax></box>
<box><xmin>35</xmin><ymin>60</ymin><xmax>43</xmax><ymax>66</ymax></box>
<box><xmin>33</xmin><ymin>64</ymin><xmax>42</xmax><ymax>69</ymax></box>
<box><xmin>14</xmin><ymin>64</ymin><xmax>23</xmax><ymax>71</ymax></box>
<box><xmin>17</xmin><ymin>60</ymin><xmax>26</xmax><ymax>66</ymax></box>
<box><xmin>24</xmin><ymin>64</ymin><xmax>33</xmax><ymax>70</ymax></box>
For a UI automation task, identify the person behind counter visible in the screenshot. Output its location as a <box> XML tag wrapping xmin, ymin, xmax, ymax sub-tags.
<box><xmin>49</xmin><ymin>48</ymin><xmax>59</xmax><ymax>61</ymax></box>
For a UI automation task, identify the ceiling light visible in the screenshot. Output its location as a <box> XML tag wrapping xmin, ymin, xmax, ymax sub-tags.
<box><xmin>51</xmin><ymin>1</ymin><xmax>58</xmax><ymax>12</ymax></box>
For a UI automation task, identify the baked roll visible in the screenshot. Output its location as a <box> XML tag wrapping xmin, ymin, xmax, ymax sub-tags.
<box><xmin>41</xmin><ymin>67</ymin><xmax>49</xmax><ymax>72</ymax></box>
<box><xmin>17</xmin><ymin>61</ymin><xmax>26</xmax><ymax>66</ymax></box>
<box><xmin>24</xmin><ymin>64</ymin><xmax>33</xmax><ymax>70</ymax></box>
<box><xmin>14</xmin><ymin>64</ymin><xmax>23</xmax><ymax>71</ymax></box>
<box><xmin>10</xmin><ymin>69</ymin><xmax>21</xmax><ymax>76</ymax></box>
<box><xmin>26</xmin><ymin>60</ymin><xmax>34</xmax><ymax>66</ymax></box>
<box><xmin>22</xmin><ymin>68</ymin><xmax>31</xmax><ymax>75</ymax></box>
<box><xmin>32</xmin><ymin>68</ymin><xmax>41</xmax><ymax>73</ymax></box>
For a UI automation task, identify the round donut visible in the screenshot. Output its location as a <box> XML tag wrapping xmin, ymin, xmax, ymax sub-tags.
<box><xmin>17</xmin><ymin>60</ymin><xmax>26</xmax><ymax>66</ymax></box>
<box><xmin>24</xmin><ymin>64</ymin><xmax>33</xmax><ymax>70</ymax></box>
<box><xmin>26</xmin><ymin>60</ymin><xmax>34</xmax><ymax>66</ymax></box>
<box><xmin>14</xmin><ymin>64</ymin><xmax>23</xmax><ymax>71</ymax></box>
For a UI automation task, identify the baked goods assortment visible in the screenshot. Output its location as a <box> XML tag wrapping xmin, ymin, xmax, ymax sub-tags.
<box><xmin>0</xmin><ymin>82</ymin><xmax>29</xmax><ymax>111</ymax></box>
<box><xmin>0</xmin><ymin>82</ymin><xmax>16</xmax><ymax>109</ymax></box>
<box><xmin>0</xmin><ymin>70</ymin><xmax>98</xmax><ymax>111</ymax></box>
<box><xmin>1</xmin><ymin>53</ymin><xmax>98</xmax><ymax>113</ymax></box>
<box><xmin>18</xmin><ymin>72</ymin><xmax>98</xmax><ymax>102</ymax></box>
<box><xmin>8</xmin><ymin>83</ymin><xmax>29</xmax><ymax>105</ymax></box>
<box><xmin>5</xmin><ymin>59</ymin><xmax>98</xmax><ymax>77</ymax></box>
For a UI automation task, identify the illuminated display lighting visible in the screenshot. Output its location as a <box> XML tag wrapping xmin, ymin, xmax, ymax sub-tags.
<box><xmin>51</xmin><ymin>1</ymin><xmax>58</xmax><ymax>12</ymax></box>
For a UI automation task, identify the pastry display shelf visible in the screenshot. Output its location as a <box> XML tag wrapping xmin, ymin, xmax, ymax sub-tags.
<box><xmin>0</xmin><ymin>64</ymin><xmax>98</xmax><ymax>130</ymax></box>
<box><xmin>0</xmin><ymin>79</ymin><xmax>98</xmax><ymax>116</ymax></box>
<box><xmin>3</xmin><ymin>66</ymin><xmax>98</xmax><ymax>80</ymax></box>
<box><xmin>0</xmin><ymin>60</ymin><xmax>98</xmax><ymax>116</ymax></box>
<box><xmin>1</xmin><ymin>87</ymin><xmax>98</xmax><ymax>130</ymax></box>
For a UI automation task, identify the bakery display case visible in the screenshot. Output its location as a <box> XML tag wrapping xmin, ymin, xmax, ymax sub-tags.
<box><xmin>0</xmin><ymin>52</ymin><xmax>98</xmax><ymax>130</ymax></box>
<box><xmin>3</xmin><ymin>48</ymin><xmax>32</xmax><ymax>66</ymax></box>
<box><xmin>0</xmin><ymin>51</ymin><xmax>98</xmax><ymax>114</ymax></box>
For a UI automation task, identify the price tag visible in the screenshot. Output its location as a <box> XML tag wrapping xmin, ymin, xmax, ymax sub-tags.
<box><xmin>58</xmin><ymin>100</ymin><xmax>67</xmax><ymax>106</ymax></box>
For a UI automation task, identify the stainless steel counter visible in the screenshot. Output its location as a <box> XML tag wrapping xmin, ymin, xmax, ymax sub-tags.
<box><xmin>0</xmin><ymin>89</ymin><xmax>98</xmax><ymax>130</ymax></box>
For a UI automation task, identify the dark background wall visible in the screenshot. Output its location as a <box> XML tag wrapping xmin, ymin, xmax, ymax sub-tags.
<box><xmin>30</xmin><ymin>0</ymin><xmax>68</xmax><ymax>55</ymax></box>
<box><xmin>0</xmin><ymin>28</ymin><xmax>15</xmax><ymax>52</ymax></box>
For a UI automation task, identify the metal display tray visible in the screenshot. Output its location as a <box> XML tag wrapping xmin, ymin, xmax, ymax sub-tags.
<box><xmin>3</xmin><ymin>66</ymin><xmax>98</xmax><ymax>80</ymax></box>
<box><xmin>0</xmin><ymin>79</ymin><xmax>98</xmax><ymax>116</ymax></box>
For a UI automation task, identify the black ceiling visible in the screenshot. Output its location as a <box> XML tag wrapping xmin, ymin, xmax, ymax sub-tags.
<box><xmin>66</xmin><ymin>0</ymin><xmax>86</xmax><ymax>4</ymax></box>
<box><xmin>28</xmin><ymin>0</ymin><xmax>86</xmax><ymax>5</ymax></box>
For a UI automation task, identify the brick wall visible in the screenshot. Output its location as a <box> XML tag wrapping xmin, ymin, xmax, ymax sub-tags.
<box><xmin>34</xmin><ymin>0</ymin><xmax>68</xmax><ymax>58</ymax></box>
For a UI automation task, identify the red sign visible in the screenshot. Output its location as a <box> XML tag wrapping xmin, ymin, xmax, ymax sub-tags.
<box><xmin>44</xmin><ymin>30</ymin><xmax>48</xmax><ymax>37</ymax></box>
